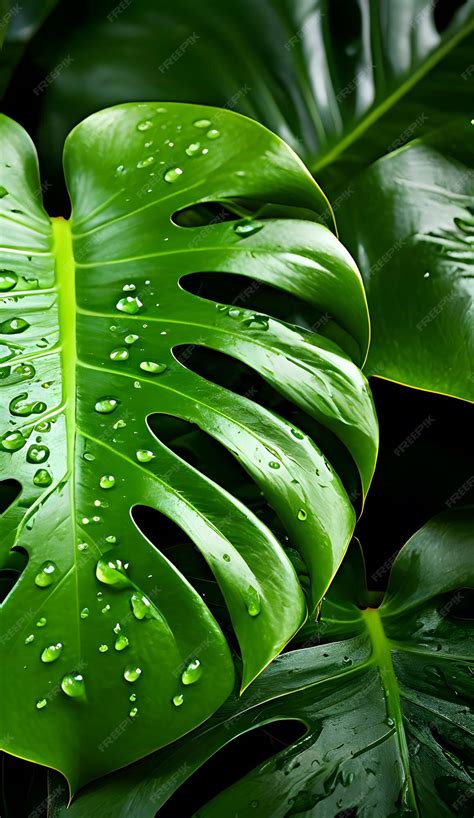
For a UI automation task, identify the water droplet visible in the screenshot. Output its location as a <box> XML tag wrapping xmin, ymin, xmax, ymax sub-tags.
<box><xmin>206</xmin><ymin>128</ymin><xmax>220</xmax><ymax>139</ymax></box>
<box><xmin>129</xmin><ymin>706</ymin><xmax>138</xmax><ymax>718</ymax></box>
<box><xmin>181</xmin><ymin>658</ymin><xmax>202</xmax><ymax>685</ymax></box>
<box><xmin>297</xmin><ymin>509</ymin><xmax>307</xmax><ymax>521</ymax></box>
<box><xmin>244</xmin><ymin>586</ymin><xmax>261</xmax><ymax>617</ymax></box>
<box><xmin>105</xmin><ymin>535</ymin><xmax>117</xmax><ymax>544</ymax></box>
<box><xmin>124</xmin><ymin>664</ymin><xmax>142</xmax><ymax>682</ymax></box>
<box><xmin>163</xmin><ymin>167</ymin><xmax>183</xmax><ymax>183</ymax></box>
<box><xmin>99</xmin><ymin>644</ymin><xmax>108</xmax><ymax>653</ymax></box>
<box><xmin>34</xmin><ymin>561</ymin><xmax>57</xmax><ymax>588</ymax></box>
<box><xmin>115</xmin><ymin>296</ymin><xmax>142</xmax><ymax>314</ymax></box>
<box><xmin>137</xmin><ymin>156</ymin><xmax>155</xmax><ymax>169</ymax></box>
<box><xmin>10</xmin><ymin>393</ymin><xmax>47</xmax><ymax>417</ymax></box>
<box><xmin>0</xmin><ymin>430</ymin><xmax>26</xmax><ymax>452</ymax></box>
<box><xmin>122</xmin><ymin>283</ymin><xmax>136</xmax><ymax>292</ymax></box>
<box><xmin>223</xmin><ymin>553</ymin><xmax>231</xmax><ymax>562</ymax></box>
<box><xmin>185</xmin><ymin>142</ymin><xmax>201</xmax><ymax>156</ymax></box>
<box><xmin>96</xmin><ymin>555</ymin><xmax>132</xmax><ymax>588</ymax></box>
<box><xmin>110</xmin><ymin>348</ymin><xmax>129</xmax><ymax>361</ymax></box>
<box><xmin>36</xmin><ymin>617</ymin><xmax>47</xmax><ymax>627</ymax></box>
<box><xmin>193</xmin><ymin>119</ymin><xmax>211</xmax><ymax>129</ymax></box>
<box><xmin>0</xmin><ymin>317</ymin><xmax>30</xmax><ymax>334</ymax></box>
<box><xmin>61</xmin><ymin>673</ymin><xmax>85</xmax><ymax>698</ymax></box>
<box><xmin>41</xmin><ymin>642</ymin><xmax>63</xmax><ymax>663</ymax></box>
<box><xmin>26</xmin><ymin>445</ymin><xmax>50</xmax><ymax>464</ymax></box>
<box><xmin>116</xmin><ymin>164</ymin><xmax>126</xmax><ymax>174</ymax></box>
<box><xmin>137</xmin><ymin>119</ymin><xmax>153</xmax><ymax>131</ymax></box>
<box><xmin>172</xmin><ymin>693</ymin><xmax>184</xmax><ymax>706</ymax></box>
<box><xmin>129</xmin><ymin>692</ymin><xmax>137</xmax><ymax>702</ymax></box>
<box><xmin>0</xmin><ymin>271</ymin><xmax>18</xmax><ymax>292</ymax></box>
<box><xmin>130</xmin><ymin>592</ymin><xmax>153</xmax><ymax>619</ymax></box>
<box><xmin>234</xmin><ymin>221</ymin><xmax>264</xmax><ymax>237</ymax></box>
<box><xmin>290</xmin><ymin>428</ymin><xmax>304</xmax><ymax>440</ymax></box>
<box><xmin>115</xmin><ymin>633</ymin><xmax>129</xmax><ymax>651</ymax></box>
<box><xmin>83</xmin><ymin>451</ymin><xmax>95</xmax><ymax>461</ymax></box>
<box><xmin>80</xmin><ymin>607</ymin><xmax>89</xmax><ymax>619</ymax></box>
<box><xmin>269</xmin><ymin>461</ymin><xmax>280</xmax><ymax>469</ymax></box>
<box><xmin>139</xmin><ymin>361</ymin><xmax>167</xmax><ymax>375</ymax></box>
<box><xmin>36</xmin><ymin>698</ymin><xmax>47</xmax><ymax>710</ymax></box>
<box><xmin>25</xmin><ymin>634</ymin><xmax>35</xmax><ymax>644</ymax></box>
<box><xmin>125</xmin><ymin>334</ymin><xmax>139</xmax><ymax>345</ymax></box>
<box><xmin>77</xmin><ymin>542</ymin><xmax>88</xmax><ymax>552</ymax></box>
<box><xmin>113</xmin><ymin>419</ymin><xmax>126</xmax><ymax>430</ymax></box>
<box><xmin>101</xmin><ymin>604</ymin><xmax>111</xmax><ymax>613</ymax></box>
<box><xmin>99</xmin><ymin>474</ymin><xmax>116</xmax><ymax>489</ymax></box>
<box><xmin>136</xmin><ymin>449</ymin><xmax>155</xmax><ymax>463</ymax></box>
<box><xmin>424</xmin><ymin>271</ymin><xmax>430</xmax><ymax>279</ymax></box>
<box><xmin>94</xmin><ymin>397</ymin><xmax>119</xmax><ymax>414</ymax></box>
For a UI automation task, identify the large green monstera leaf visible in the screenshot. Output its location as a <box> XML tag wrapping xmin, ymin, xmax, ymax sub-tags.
<box><xmin>339</xmin><ymin>120</ymin><xmax>474</xmax><ymax>402</ymax></box>
<box><xmin>51</xmin><ymin>509</ymin><xmax>474</xmax><ymax>817</ymax></box>
<box><xmin>0</xmin><ymin>103</ymin><xmax>377</xmax><ymax>790</ymax></box>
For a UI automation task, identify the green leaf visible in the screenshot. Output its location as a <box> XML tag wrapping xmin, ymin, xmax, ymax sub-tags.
<box><xmin>0</xmin><ymin>102</ymin><xmax>377</xmax><ymax>791</ymax></box>
<box><xmin>53</xmin><ymin>509</ymin><xmax>474</xmax><ymax>817</ymax></box>
<box><xmin>338</xmin><ymin>120</ymin><xmax>474</xmax><ymax>401</ymax></box>
<box><xmin>13</xmin><ymin>0</ymin><xmax>474</xmax><ymax>189</ymax></box>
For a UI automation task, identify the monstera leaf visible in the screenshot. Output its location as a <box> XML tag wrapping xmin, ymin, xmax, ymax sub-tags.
<box><xmin>338</xmin><ymin>120</ymin><xmax>474</xmax><ymax>402</ymax></box>
<box><xmin>3</xmin><ymin>0</ymin><xmax>472</xmax><ymax>194</ymax></box>
<box><xmin>0</xmin><ymin>103</ymin><xmax>377</xmax><ymax>791</ymax></box>
<box><xmin>50</xmin><ymin>509</ymin><xmax>474</xmax><ymax>817</ymax></box>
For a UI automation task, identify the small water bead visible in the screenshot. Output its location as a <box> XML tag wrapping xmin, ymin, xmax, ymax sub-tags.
<box><xmin>269</xmin><ymin>461</ymin><xmax>280</xmax><ymax>470</ymax></box>
<box><xmin>36</xmin><ymin>698</ymin><xmax>47</xmax><ymax>710</ymax></box>
<box><xmin>83</xmin><ymin>451</ymin><xmax>95</xmax><ymax>461</ymax></box>
<box><xmin>105</xmin><ymin>535</ymin><xmax>117</xmax><ymax>544</ymax></box>
<box><xmin>110</xmin><ymin>348</ymin><xmax>129</xmax><ymax>361</ymax></box>
<box><xmin>234</xmin><ymin>221</ymin><xmax>264</xmax><ymax>237</ymax></box>
<box><xmin>137</xmin><ymin>156</ymin><xmax>155</xmax><ymax>169</ymax></box>
<box><xmin>116</xmin><ymin>164</ymin><xmax>126</xmax><ymax>175</ymax></box>
<box><xmin>77</xmin><ymin>542</ymin><xmax>88</xmax><ymax>552</ymax></box>
<box><xmin>193</xmin><ymin>119</ymin><xmax>211</xmax><ymax>129</ymax></box>
<box><xmin>96</xmin><ymin>556</ymin><xmax>132</xmax><ymax>588</ymax></box>
<box><xmin>129</xmin><ymin>707</ymin><xmax>138</xmax><ymax>718</ymax></box>
<box><xmin>122</xmin><ymin>283</ymin><xmax>136</xmax><ymax>292</ymax></box>
<box><xmin>130</xmin><ymin>592</ymin><xmax>153</xmax><ymax>620</ymax></box>
<box><xmin>99</xmin><ymin>474</ymin><xmax>116</xmax><ymax>489</ymax></box>
<box><xmin>99</xmin><ymin>644</ymin><xmax>109</xmax><ymax>653</ymax></box>
<box><xmin>41</xmin><ymin>642</ymin><xmax>63</xmax><ymax>663</ymax></box>
<box><xmin>116</xmin><ymin>296</ymin><xmax>142</xmax><ymax>314</ymax></box>
<box><xmin>244</xmin><ymin>586</ymin><xmax>261</xmax><ymax>617</ymax></box>
<box><xmin>133</xmin><ymin>381</ymin><xmax>141</xmax><ymax>389</ymax></box>
<box><xmin>206</xmin><ymin>128</ymin><xmax>220</xmax><ymax>139</ymax></box>
<box><xmin>113</xmin><ymin>419</ymin><xmax>126</xmax><ymax>430</ymax></box>
<box><xmin>61</xmin><ymin>673</ymin><xmax>85</xmax><ymax>698</ymax></box>
<box><xmin>124</xmin><ymin>334</ymin><xmax>139</xmax><ymax>345</ymax></box>
<box><xmin>80</xmin><ymin>608</ymin><xmax>89</xmax><ymax>619</ymax></box>
<box><xmin>139</xmin><ymin>361</ymin><xmax>167</xmax><ymax>375</ymax></box>
<box><xmin>34</xmin><ymin>561</ymin><xmax>57</xmax><ymax>588</ymax></box>
<box><xmin>223</xmin><ymin>553</ymin><xmax>231</xmax><ymax>562</ymax></box>
<box><xmin>94</xmin><ymin>397</ymin><xmax>119</xmax><ymax>414</ymax></box>
<box><xmin>137</xmin><ymin>119</ymin><xmax>153</xmax><ymax>131</ymax></box>
<box><xmin>81</xmin><ymin>517</ymin><xmax>90</xmax><ymax>525</ymax></box>
<box><xmin>124</xmin><ymin>665</ymin><xmax>142</xmax><ymax>682</ymax></box>
<box><xmin>15</xmin><ymin>363</ymin><xmax>36</xmax><ymax>380</ymax></box>
<box><xmin>27</xmin><ymin>444</ymin><xmax>50</xmax><ymax>464</ymax></box>
<box><xmin>181</xmin><ymin>659</ymin><xmax>202</xmax><ymax>685</ymax></box>
<box><xmin>102</xmin><ymin>604</ymin><xmax>111</xmax><ymax>613</ymax></box>
<box><xmin>1</xmin><ymin>430</ymin><xmax>26</xmax><ymax>452</ymax></box>
<box><xmin>163</xmin><ymin>167</ymin><xmax>183</xmax><ymax>184</ymax></box>
<box><xmin>290</xmin><ymin>428</ymin><xmax>304</xmax><ymax>440</ymax></box>
<box><xmin>115</xmin><ymin>633</ymin><xmax>129</xmax><ymax>651</ymax></box>
<box><xmin>25</xmin><ymin>634</ymin><xmax>35</xmax><ymax>644</ymax></box>
<box><xmin>0</xmin><ymin>317</ymin><xmax>30</xmax><ymax>334</ymax></box>
<box><xmin>36</xmin><ymin>617</ymin><xmax>47</xmax><ymax>627</ymax></box>
<box><xmin>136</xmin><ymin>449</ymin><xmax>155</xmax><ymax>463</ymax></box>
<box><xmin>33</xmin><ymin>468</ymin><xmax>52</xmax><ymax>488</ymax></box>
<box><xmin>35</xmin><ymin>422</ymin><xmax>51</xmax><ymax>435</ymax></box>
<box><xmin>172</xmin><ymin>693</ymin><xmax>184</xmax><ymax>707</ymax></box>
<box><xmin>185</xmin><ymin>142</ymin><xmax>201</xmax><ymax>156</ymax></box>
<box><xmin>297</xmin><ymin>509</ymin><xmax>307</xmax><ymax>521</ymax></box>
<box><xmin>129</xmin><ymin>692</ymin><xmax>137</xmax><ymax>702</ymax></box>
<box><xmin>0</xmin><ymin>271</ymin><xmax>18</xmax><ymax>291</ymax></box>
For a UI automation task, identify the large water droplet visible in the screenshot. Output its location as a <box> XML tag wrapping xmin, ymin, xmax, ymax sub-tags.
<box><xmin>139</xmin><ymin>361</ymin><xmax>167</xmax><ymax>375</ymax></box>
<box><xmin>99</xmin><ymin>474</ymin><xmax>116</xmax><ymax>489</ymax></box>
<box><xmin>269</xmin><ymin>461</ymin><xmax>280</xmax><ymax>470</ymax></box>
<box><xmin>124</xmin><ymin>334</ymin><xmax>139</xmax><ymax>345</ymax></box>
<box><xmin>0</xmin><ymin>430</ymin><xmax>26</xmax><ymax>452</ymax></box>
<box><xmin>0</xmin><ymin>271</ymin><xmax>18</xmax><ymax>292</ymax></box>
<box><xmin>0</xmin><ymin>317</ymin><xmax>30</xmax><ymax>334</ymax></box>
<box><xmin>115</xmin><ymin>633</ymin><xmax>129</xmax><ymax>651</ymax></box>
<box><xmin>116</xmin><ymin>296</ymin><xmax>142</xmax><ymax>314</ymax></box>
<box><xmin>181</xmin><ymin>659</ymin><xmax>202</xmax><ymax>685</ymax></box>
<box><xmin>41</xmin><ymin>642</ymin><xmax>63</xmax><ymax>663</ymax></box>
<box><xmin>244</xmin><ymin>586</ymin><xmax>261</xmax><ymax>617</ymax></box>
<box><xmin>110</xmin><ymin>348</ymin><xmax>129</xmax><ymax>361</ymax></box>
<box><xmin>96</xmin><ymin>556</ymin><xmax>132</xmax><ymax>588</ymax></box>
<box><xmin>33</xmin><ymin>468</ymin><xmax>52</xmax><ymax>488</ymax></box>
<box><xmin>35</xmin><ymin>561</ymin><xmax>57</xmax><ymax>588</ymax></box>
<box><xmin>130</xmin><ymin>592</ymin><xmax>153</xmax><ymax>620</ymax></box>
<box><xmin>206</xmin><ymin>128</ymin><xmax>220</xmax><ymax>140</ymax></box>
<box><xmin>26</xmin><ymin>444</ymin><xmax>50</xmax><ymax>464</ymax></box>
<box><xmin>61</xmin><ymin>673</ymin><xmax>85</xmax><ymax>698</ymax></box>
<box><xmin>136</xmin><ymin>449</ymin><xmax>155</xmax><ymax>463</ymax></box>
<box><xmin>94</xmin><ymin>397</ymin><xmax>119</xmax><ymax>414</ymax></box>
<box><xmin>234</xmin><ymin>221</ymin><xmax>263</xmax><ymax>237</ymax></box>
<box><xmin>163</xmin><ymin>167</ymin><xmax>183</xmax><ymax>183</ymax></box>
<box><xmin>124</xmin><ymin>664</ymin><xmax>142</xmax><ymax>682</ymax></box>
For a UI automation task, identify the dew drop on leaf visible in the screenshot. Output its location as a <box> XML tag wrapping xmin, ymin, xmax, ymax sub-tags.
<box><xmin>137</xmin><ymin>156</ymin><xmax>155</xmax><ymax>169</ymax></box>
<box><xmin>0</xmin><ymin>317</ymin><xmax>30</xmax><ymax>334</ymax></box>
<box><xmin>34</xmin><ymin>561</ymin><xmax>57</xmax><ymax>588</ymax></box>
<box><xmin>110</xmin><ymin>348</ymin><xmax>129</xmax><ymax>361</ymax></box>
<box><xmin>244</xmin><ymin>586</ymin><xmax>261</xmax><ymax>617</ymax></box>
<box><xmin>27</xmin><ymin>445</ymin><xmax>50</xmax><ymax>464</ymax></box>
<box><xmin>124</xmin><ymin>334</ymin><xmax>139</xmax><ymax>344</ymax></box>
<box><xmin>94</xmin><ymin>397</ymin><xmax>119</xmax><ymax>414</ymax></box>
<box><xmin>139</xmin><ymin>361</ymin><xmax>167</xmax><ymax>375</ymax></box>
<box><xmin>185</xmin><ymin>142</ymin><xmax>201</xmax><ymax>156</ymax></box>
<box><xmin>137</xmin><ymin>119</ymin><xmax>153</xmax><ymax>131</ymax></box>
<box><xmin>115</xmin><ymin>296</ymin><xmax>142</xmax><ymax>314</ymax></box>
<box><xmin>181</xmin><ymin>659</ymin><xmax>202</xmax><ymax>685</ymax></box>
<box><xmin>61</xmin><ymin>673</ymin><xmax>85</xmax><ymax>698</ymax></box>
<box><xmin>163</xmin><ymin>167</ymin><xmax>183</xmax><ymax>183</ymax></box>
<box><xmin>129</xmin><ymin>707</ymin><xmax>138</xmax><ymax>718</ymax></box>
<box><xmin>0</xmin><ymin>430</ymin><xmax>26</xmax><ymax>452</ymax></box>
<box><xmin>25</xmin><ymin>634</ymin><xmax>35</xmax><ymax>644</ymax></box>
<box><xmin>115</xmin><ymin>633</ymin><xmax>129</xmax><ymax>651</ymax></box>
<box><xmin>33</xmin><ymin>468</ymin><xmax>52</xmax><ymax>487</ymax></box>
<box><xmin>96</xmin><ymin>556</ymin><xmax>132</xmax><ymax>588</ymax></box>
<box><xmin>193</xmin><ymin>119</ymin><xmax>211</xmax><ymax>129</ymax></box>
<box><xmin>269</xmin><ymin>461</ymin><xmax>280</xmax><ymax>469</ymax></box>
<box><xmin>129</xmin><ymin>692</ymin><xmax>137</xmax><ymax>702</ymax></box>
<box><xmin>99</xmin><ymin>474</ymin><xmax>116</xmax><ymax>489</ymax></box>
<box><xmin>234</xmin><ymin>221</ymin><xmax>263</xmax><ymax>237</ymax></box>
<box><xmin>41</xmin><ymin>642</ymin><xmax>63</xmax><ymax>663</ymax></box>
<box><xmin>0</xmin><ymin>271</ymin><xmax>18</xmax><ymax>291</ymax></box>
<box><xmin>130</xmin><ymin>592</ymin><xmax>153</xmax><ymax>620</ymax></box>
<box><xmin>206</xmin><ymin>128</ymin><xmax>220</xmax><ymax>139</ymax></box>
<box><xmin>136</xmin><ymin>449</ymin><xmax>155</xmax><ymax>463</ymax></box>
<box><xmin>124</xmin><ymin>665</ymin><xmax>142</xmax><ymax>682</ymax></box>
<box><xmin>297</xmin><ymin>509</ymin><xmax>307</xmax><ymax>521</ymax></box>
<box><xmin>172</xmin><ymin>693</ymin><xmax>184</xmax><ymax>707</ymax></box>
<box><xmin>36</xmin><ymin>618</ymin><xmax>47</xmax><ymax>628</ymax></box>
<box><xmin>80</xmin><ymin>608</ymin><xmax>89</xmax><ymax>619</ymax></box>
<box><xmin>36</xmin><ymin>698</ymin><xmax>47</xmax><ymax>710</ymax></box>
<box><xmin>99</xmin><ymin>644</ymin><xmax>108</xmax><ymax>653</ymax></box>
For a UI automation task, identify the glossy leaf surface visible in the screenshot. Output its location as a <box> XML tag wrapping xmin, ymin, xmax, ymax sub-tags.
<box><xmin>53</xmin><ymin>509</ymin><xmax>474</xmax><ymax>816</ymax></box>
<box><xmin>0</xmin><ymin>103</ymin><xmax>376</xmax><ymax>791</ymax></box>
